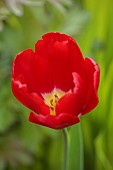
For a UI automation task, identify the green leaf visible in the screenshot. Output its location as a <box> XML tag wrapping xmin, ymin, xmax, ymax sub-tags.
<box><xmin>68</xmin><ymin>124</ymin><xmax>84</xmax><ymax>170</ymax></box>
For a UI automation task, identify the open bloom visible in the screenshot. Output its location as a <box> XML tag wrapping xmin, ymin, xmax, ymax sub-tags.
<box><xmin>12</xmin><ymin>32</ymin><xmax>100</xmax><ymax>129</ymax></box>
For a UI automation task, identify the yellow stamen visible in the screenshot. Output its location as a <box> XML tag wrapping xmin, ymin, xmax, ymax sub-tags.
<box><xmin>42</xmin><ymin>88</ymin><xmax>65</xmax><ymax>116</ymax></box>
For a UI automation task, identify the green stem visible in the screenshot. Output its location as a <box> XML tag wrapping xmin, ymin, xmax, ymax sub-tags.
<box><xmin>79</xmin><ymin>125</ymin><xmax>84</xmax><ymax>170</ymax></box>
<box><xmin>62</xmin><ymin>128</ymin><xmax>69</xmax><ymax>170</ymax></box>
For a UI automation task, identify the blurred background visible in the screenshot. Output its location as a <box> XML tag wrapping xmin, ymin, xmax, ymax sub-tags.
<box><xmin>0</xmin><ymin>0</ymin><xmax>113</xmax><ymax>170</ymax></box>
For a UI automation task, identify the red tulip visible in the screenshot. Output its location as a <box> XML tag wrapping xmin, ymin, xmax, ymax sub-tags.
<box><xmin>12</xmin><ymin>32</ymin><xmax>100</xmax><ymax>129</ymax></box>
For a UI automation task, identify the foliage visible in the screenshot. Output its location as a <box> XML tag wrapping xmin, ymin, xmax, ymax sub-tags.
<box><xmin>0</xmin><ymin>0</ymin><xmax>113</xmax><ymax>170</ymax></box>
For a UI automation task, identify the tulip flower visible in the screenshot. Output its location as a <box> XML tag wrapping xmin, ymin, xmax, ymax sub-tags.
<box><xmin>12</xmin><ymin>32</ymin><xmax>100</xmax><ymax>129</ymax></box>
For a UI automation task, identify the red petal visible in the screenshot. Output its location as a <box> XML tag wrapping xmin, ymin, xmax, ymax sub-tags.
<box><xmin>35</xmin><ymin>32</ymin><xmax>76</xmax><ymax>59</ymax></box>
<box><xmin>31</xmin><ymin>52</ymin><xmax>54</xmax><ymax>93</ymax></box>
<box><xmin>47</xmin><ymin>41</ymin><xmax>74</xmax><ymax>91</ymax></box>
<box><xmin>12</xmin><ymin>76</ymin><xmax>50</xmax><ymax>115</ymax></box>
<box><xmin>67</xmin><ymin>39</ymin><xmax>86</xmax><ymax>77</ymax></box>
<box><xmin>35</xmin><ymin>32</ymin><xmax>85</xmax><ymax>92</ymax></box>
<box><xmin>29</xmin><ymin>112</ymin><xmax>80</xmax><ymax>129</ymax></box>
<box><xmin>35</xmin><ymin>32</ymin><xmax>74</xmax><ymax>57</ymax></box>
<box><xmin>43</xmin><ymin>32</ymin><xmax>86</xmax><ymax>77</ymax></box>
<box><xmin>56</xmin><ymin>92</ymin><xmax>83</xmax><ymax>116</ymax></box>
<box><xmin>12</xmin><ymin>49</ymin><xmax>37</xmax><ymax>92</ymax></box>
<box><xmin>82</xmin><ymin>58</ymin><xmax>100</xmax><ymax>114</ymax></box>
<box><xmin>42</xmin><ymin>32</ymin><xmax>75</xmax><ymax>43</ymax></box>
<box><xmin>72</xmin><ymin>72</ymin><xmax>85</xmax><ymax>98</ymax></box>
<box><xmin>35</xmin><ymin>38</ymin><xmax>73</xmax><ymax>92</ymax></box>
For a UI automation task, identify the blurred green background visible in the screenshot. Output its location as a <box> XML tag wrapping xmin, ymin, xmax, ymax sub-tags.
<box><xmin>0</xmin><ymin>0</ymin><xmax>113</xmax><ymax>170</ymax></box>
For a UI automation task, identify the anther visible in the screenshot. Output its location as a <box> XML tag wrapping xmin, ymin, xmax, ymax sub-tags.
<box><xmin>50</xmin><ymin>99</ymin><xmax>53</xmax><ymax>106</ymax></box>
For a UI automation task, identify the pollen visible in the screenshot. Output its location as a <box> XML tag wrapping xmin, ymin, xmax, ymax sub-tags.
<box><xmin>42</xmin><ymin>88</ymin><xmax>65</xmax><ymax>116</ymax></box>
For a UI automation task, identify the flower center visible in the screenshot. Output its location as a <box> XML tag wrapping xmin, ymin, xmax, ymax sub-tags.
<box><xmin>42</xmin><ymin>88</ymin><xmax>65</xmax><ymax>116</ymax></box>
